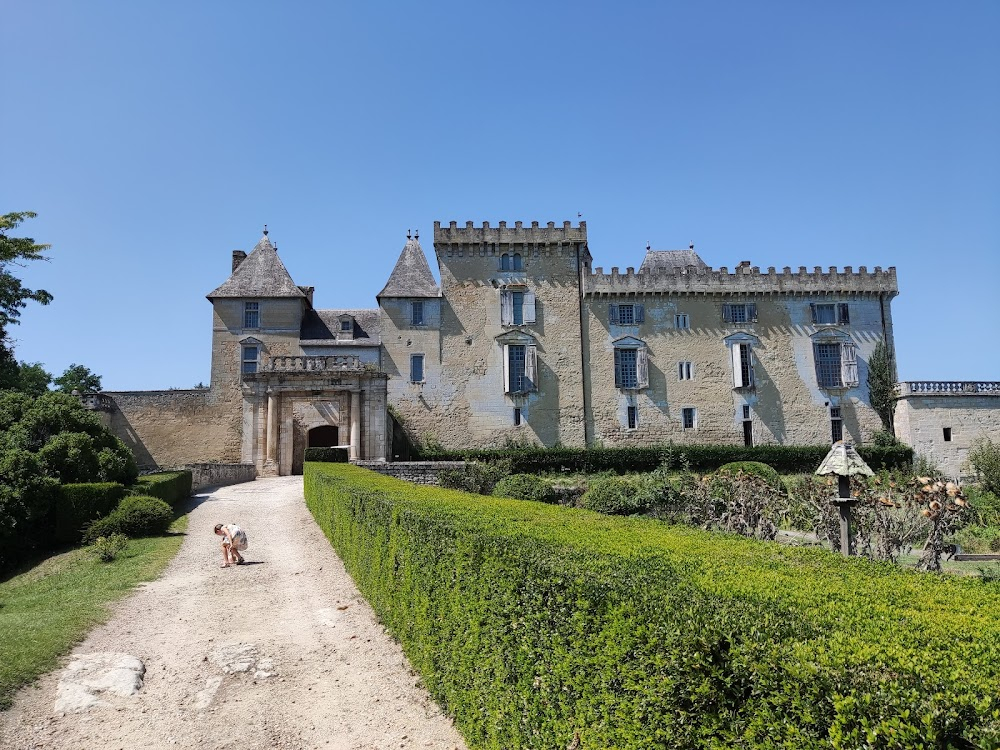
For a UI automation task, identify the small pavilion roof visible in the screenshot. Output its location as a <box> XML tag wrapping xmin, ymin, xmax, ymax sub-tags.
<box><xmin>378</xmin><ymin>235</ymin><xmax>440</xmax><ymax>298</ymax></box>
<box><xmin>207</xmin><ymin>232</ymin><xmax>307</xmax><ymax>300</ymax></box>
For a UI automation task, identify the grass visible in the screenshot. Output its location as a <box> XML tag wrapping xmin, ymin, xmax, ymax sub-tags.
<box><xmin>0</xmin><ymin>515</ymin><xmax>188</xmax><ymax>710</ymax></box>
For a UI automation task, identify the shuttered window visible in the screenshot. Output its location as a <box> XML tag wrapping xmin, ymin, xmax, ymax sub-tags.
<box><xmin>409</xmin><ymin>354</ymin><xmax>424</xmax><ymax>383</ymax></box>
<box><xmin>609</xmin><ymin>304</ymin><xmax>645</xmax><ymax>325</ymax></box>
<box><xmin>501</xmin><ymin>290</ymin><xmax>536</xmax><ymax>325</ymax></box>
<box><xmin>614</xmin><ymin>347</ymin><xmax>648</xmax><ymax>389</ymax></box>
<box><xmin>722</xmin><ymin>303</ymin><xmax>757</xmax><ymax>323</ymax></box>
<box><xmin>731</xmin><ymin>342</ymin><xmax>754</xmax><ymax>389</ymax></box>
<box><xmin>503</xmin><ymin>344</ymin><xmax>537</xmax><ymax>393</ymax></box>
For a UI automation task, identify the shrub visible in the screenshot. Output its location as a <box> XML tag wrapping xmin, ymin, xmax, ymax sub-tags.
<box><xmin>84</xmin><ymin>495</ymin><xmax>172</xmax><ymax>543</ymax></box>
<box><xmin>131</xmin><ymin>470</ymin><xmax>192</xmax><ymax>506</ymax></box>
<box><xmin>0</xmin><ymin>449</ymin><xmax>60</xmax><ymax>571</ymax></box>
<box><xmin>305</xmin><ymin>464</ymin><xmax>1000</xmax><ymax>749</ymax></box>
<box><xmin>491</xmin><ymin>474</ymin><xmax>557</xmax><ymax>504</ymax></box>
<box><xmin>304</xmin><ymin>447</ymin><xmax>349</xmax><ymax>463</ymax></box>
<box><xmin>716</xmin><ymin>461</ymin><xmax>782</xmax><ymax>490</ymax></box>
<box><xmin>90</xmin><ymin>533</ymin><xmax>128</xmax><ymax>562</ymax></box>
<box><xmin>438</xmin><ymin>461</ymin><xmax>510</xmax><ymax>495</ymax></box>
<box><xmin>969</xmin><ymin>437</ymin><xmax>1000</xmax><ymax>496</ymax></box>
<box><xmin>967</xmin><ymin>487</ymin><xmax>1000</xmax><ymax>527</ymax></box>
<box><xmin>580</xmin><ymin>475</ymin><xmax>650</xmax><ymax>515</ymax></box>
<box><xmin>52</xmin><ymin>482</ymin><xmax>126</xmax><ymax>545</ymax></box>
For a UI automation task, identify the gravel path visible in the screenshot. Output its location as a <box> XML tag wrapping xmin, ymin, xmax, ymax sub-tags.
<box><xmin>0</xmin><ymin>477</ymin><xmax>468</xmax><ymax>750</ymax></box>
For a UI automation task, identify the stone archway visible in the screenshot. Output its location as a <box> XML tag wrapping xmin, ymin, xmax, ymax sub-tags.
<box><xmin>308</xmin><ymin>425</ymin><xmax>339</xmax><ymax>448</ymax></box>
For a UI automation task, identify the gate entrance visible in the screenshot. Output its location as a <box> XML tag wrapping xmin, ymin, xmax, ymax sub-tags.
<box><xmin>308</xmin><ymin>425</ymin><xmax>339</xmax><ymax>448</ymax></box>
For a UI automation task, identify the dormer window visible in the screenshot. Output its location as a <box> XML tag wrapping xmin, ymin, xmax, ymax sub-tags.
<box><xmin>244</xmin><ymin>301</ymin><xmax>260</xmax><ymax>329</ymax></box>
<box><xmin>336</xmin><ymin>314</ymin><xmax>356</xmax><ymax>340</ymax></box>
<box><xmin>340</xmin><ymin>320</ymin><xmax>352</xmax><ymax>332</ymax></box>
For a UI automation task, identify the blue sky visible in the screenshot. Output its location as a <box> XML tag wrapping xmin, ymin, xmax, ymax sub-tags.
<box><xmin>2</xmin><ymin>1</ymin><xmax>997</xmax><ymax>390</ymax></box>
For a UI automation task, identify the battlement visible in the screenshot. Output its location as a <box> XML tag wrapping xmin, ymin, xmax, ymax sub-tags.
<box><xmin>434</xmin><ymin>220</ymin><xmax>587</xmax><ymax>254</ymax></box>
<box><xmin>585</xmin><ymin>264</ymin><xmax>898</xmax><ymax>296</ymax></box>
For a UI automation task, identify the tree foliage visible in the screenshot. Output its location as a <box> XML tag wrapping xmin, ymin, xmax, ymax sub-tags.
<box><xmin>53</xmin><ymin>363</ymin><xmax>102</xmax><ymax>394</ymax></box>
<box><xmin>0</xmin><ymin>212</ymin><xmax>53</xmax><ymax>332</ymax></box>
<box><xmin>867</xmin><ymin>339</ymin><xmax>895</xmax><ymax>432</ymax></box>
<box><xmin>968</xmin><ymin>437</ymin><xmax>1000</xmax><ymax>496</ymax></box>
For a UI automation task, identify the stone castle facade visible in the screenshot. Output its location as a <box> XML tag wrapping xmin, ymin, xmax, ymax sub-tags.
<box><xmin>101</xmin><ymin>221</ymin><xmax>899</xmax><ymax>476</ymax></box>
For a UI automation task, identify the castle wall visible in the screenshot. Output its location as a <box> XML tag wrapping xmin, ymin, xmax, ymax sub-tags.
<box><xmin>894</xmin><ymin>383</ymin><xmax>1000</xmax><ymax>480</ymax></box>
<box><xmin>103</xmin><ymin>389</ymin><xmax>235</xmax><ymax>470</ymax></box>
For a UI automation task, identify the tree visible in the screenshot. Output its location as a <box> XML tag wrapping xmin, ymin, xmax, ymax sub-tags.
<box><xmin>867</xmin><ymin>339</ymin><xmax>895</xmax><ymax>432</ymax></box>
<box><xmin>14</xmin><ymin>362</ymin><xmax>52</xmax><ymax>397</ymax></box>
<box><xmin>53</xmin><ymin>363</ymin><xmax>102</xmax><ymax>394</ymax></box>
<box><xmin>0</xmin><ymin>212</ymin><xmax>53</xmax><ymax>333</ymax></box>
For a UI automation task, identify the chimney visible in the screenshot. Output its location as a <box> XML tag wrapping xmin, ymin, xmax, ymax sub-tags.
<box><xmin>739</xmin><ymin>260</ymin><xmax>751</xmax><ymax>268</ymax></box>
<box><xmin>298</xmin><ymin>286</ymin><xmax>315</xmax><ymax>306</ymax></box>
<box><xmin>232</xmin><ymin>250</ymin><xmax>247</xmax><ymax>273</ymax></box>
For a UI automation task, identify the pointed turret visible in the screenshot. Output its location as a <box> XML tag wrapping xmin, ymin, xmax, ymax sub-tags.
<box><xmin>207</xmin><ymin>230</ymin><xmax>307</xmax><ymax>300</ymax></box>
<box><xmin>377</xmin><ymin>231</ymin><xmax>440</xmax><ymax>299</ymax></box>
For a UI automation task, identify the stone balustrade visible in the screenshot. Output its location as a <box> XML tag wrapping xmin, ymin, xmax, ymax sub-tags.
<box><xmin>897</xmin><ymin>381</ymin><xmax>1000</xmax><ymax>396</ymax></box>
<box><xmin>266</xmin><ymin>355</ymin><xmax>366</xmax><ymax>373</ymax></box>
<box><xmin>77</xmin><ymin>392</ymin><xmax>115</xmax><ymax>411</ymax></box>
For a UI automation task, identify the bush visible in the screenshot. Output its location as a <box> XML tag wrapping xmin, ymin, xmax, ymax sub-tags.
<box><xmin>716</xmin><ymin>461</ymin><xmax>782</xmax><ymax>490</ymax></box>
<box><xmin>52</xmin><ymin>483</ymin><xmax>126</xmax><ymax>546</ymax></box>
<box><xmin>967</xmin><ymin>487</ymin><xmax>1000</xmax><ymax>527</ymax></box>
<box><xmin>304</xmin><ymin>447</ymin><xmax>349</xmax><ymax>463</ymax></box>
<box><xmin>969</xmin><ymin>437</ymin><xmax>1000</xmax><ymax>496</ymax></box>
<box><xmin>131</xmin><ymin>470</ymin><xmax>192</xmax><ymax>507</ymax></box>
<box><xmin>491</xmin><ymin>474</ymin><xmax>557</xmax><ymax>504</ymax></box>
<box><xmin>0</xmin><ymin>449</ymin><xmax>60</xmax><ymax>571</ymax></box>
<box><xmin>438</xmin><ymin>461</ymin><xmax>510</xmax><ymax>495</ymax></box>
<box><xmin>580</xmin><ymin>475</ymin><xmax>650</xmax><ymax>515</ymax></box>
<box><xmin>90</xmin><ymin>533</ymin><xmax>128</xmax><ymax>562</ymax></box>
<box><xmin>414</xmin><ymin>442</ymin><xmax>913</xmax><ymax>475</ymax></box>
<box><xmin>305</xmin><ymin>464</ymin><xmax>1000</xmax><ymax>749</ymax></box>
<box><xmin>84</xmin><ymin>495</ymin><xmax>172</xmax><ymax>543</ymax></box>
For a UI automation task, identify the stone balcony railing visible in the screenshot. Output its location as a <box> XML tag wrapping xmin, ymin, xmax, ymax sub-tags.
<box><xmin>77</xmin><ymin>392</ymin><xmax>115</xmax><ymax>411</ymax></box>
<box><xmin>265</xmin><ymin>355</ymin><xmax>369</xmax><ymax>373</ymax></box>
<box><xmin>897</xmin><ymin>381</ymin><xmax>1000</xmax><ymax>396</ymax></box>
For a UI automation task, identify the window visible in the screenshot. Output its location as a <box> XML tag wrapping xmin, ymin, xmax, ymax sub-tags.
<box><xmin>608</xmin><ymin>303</ymin><xmax>644</xmax><ymax>325</ymax></box>
<box><xmin>627</xmin><ymin>406</ymin><xmax>638</xmax><ymax>429</ymax></box>
<box><xmin>830</xmin><ymin>406</ymin><xmax>843</xmax><ymax>443</ymax></box>
<box><xmin>514</xmin><ymin>407</ymin><xmax>522</xmax><ymax>426</ymax></box>
<box><xmin>943</xmin><ymin>427</ymin><xmax>952</xmax><ymax>442</ymax></box>
<box><xmin>409</xmin><ymin>354</ymin><xmax>424</xmax><ymax>383</ymax></box>
<box><xmin>811</xmin><ymin>302</ymin><xmax>850</xmax><ymax>325</ymax></box>
<box><xmin>678</xmin><ymin>361</ymin><xmax>693</xmax><ymax>380</ymax></box>
<box><xmin>340</xmin><ymin>320</ymin><xmax>352</xmax><ymax>332</ymax></box>
<box><xmin>512</xmin><ymin>253</ymin><xmax>523</xmax><ymax>271</ymax></box>
<box><xmin>675</xmin><ymin>313</ymin><xmax>689</xmax><ymax>329</ymax></box>
<box><xmin>244</xmin><ymin>302</ymin><xmax>260</xmax><ymax>329</ymax></box>
<box><xmin>500</xmin><ymin>253</ymin><xmax>510</xmax><ymax>271</ymax></box>
<box><xmin>731</xmin><ymin>342</ymin><xmax>754</xmax><ymax>389</ymax></box>
<box><xmin>814</xmin><ymin>341</ymin><xmax>859</xmax><ymax>389</ymax></box>
<box><xmin>501</xmin><ymin>290</ymin><xmax>536</xmax><ymax>325</ymax></box>
<box><xmin>742</xmin><ymin>404</ymin><xmax>751</xmax><ymax>420</ymax></box>
<box><xmin>682</xmin><ymin>407</ymin><xmax>697</xmax><ymax>429</ymax></box>
<box><xmin>722</xmin><ymin>303</ymin><xmax>757</xmax><ymax>324</ymax></box>
<box><xmin>742</xmin><ymin>405</ymin><xmax>752</xmax><ymax>447</ymax></box>
<box><xmin>241</xmin><ymin>345</ymin><xmax>259</xmax><ymax>375</ymax></box>
<box><xmin>411</xmin><ymin>301</ymin><xmax>424</xmax><ymax>326</ymax></box>
<box><xmin>503</xmin><ymin>344</ymin><xmax>537</xmax><ymax>393</ymax></box>
<box><xmin>614</xmin><ymin>344</ymin><xmax>648</xmax><ymax>389</ymax></box>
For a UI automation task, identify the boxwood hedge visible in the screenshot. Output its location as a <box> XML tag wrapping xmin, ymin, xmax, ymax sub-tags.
<box><xmin>131</xmin><ymin>470</ymin><xmax>192</xmax><ymax>507</ymax></box>
<box><xmin>53</xmin><ymin>482</ymin><xmax>126</xmax><ymax>545</ymax></box>
<box><xmin>305</xmin><ymin>462</ymin><xmax>1000</xmax><ymax>750</ymax></box>
<box><xmin>416</xmin><ymin>443</ymin><xmax>912</xmax><ymax>474</ymax></box>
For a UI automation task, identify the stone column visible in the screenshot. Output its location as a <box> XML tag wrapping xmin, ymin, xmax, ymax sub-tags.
<box><xmin>267</xmin><ymin>391</ymin><xmax>279</xmax><ymax>462</ymax></box>
<box><xmin>350</xmin><ymin>390</ymin><xmax>361</xmax><ymax>460</ymax></box>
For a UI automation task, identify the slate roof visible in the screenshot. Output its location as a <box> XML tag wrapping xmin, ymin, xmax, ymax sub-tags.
<box><xmin>207</xmin><ymin>234</ymin><xmax>307</xmax><ymax>299</ymax></box>
<box><xmin>378</xmin><ymin>237</ymin><xmax>440</xmax><ymax>298</ymax></box>
<box><xmin>300</xmin><ymin>309</ymin><xmax>381</xmax><ymax>346</ymax></box>
<box><xmin>638</xmin><ymin>249</ymin><xmax>709</xmax><ymax>274</ymax></box>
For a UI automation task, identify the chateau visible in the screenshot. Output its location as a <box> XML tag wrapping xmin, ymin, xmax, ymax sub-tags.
<box><xmin>101</xmin><ymin>221</ymin><xmax>899</xmax><ymax>476</ymax></box>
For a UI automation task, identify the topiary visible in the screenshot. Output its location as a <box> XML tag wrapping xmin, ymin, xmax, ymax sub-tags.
<box><xmin>580</xmin><ymin>476</ymin><xmax>649</xmax><ymax>515</ymax></box>
<box><xmin>716</xmin><ymin>461</ymin><xmax>782</xmax><ymax>490</ymax></box>
<box><xmin>491</xmin><ymin>474</ymin><xmax>557</xmax><ymax>504</ymax></box>
<box><xmin>83</xmin><ymin>495</ymin><xmax>172</xmax><ymax>543</ymax></box>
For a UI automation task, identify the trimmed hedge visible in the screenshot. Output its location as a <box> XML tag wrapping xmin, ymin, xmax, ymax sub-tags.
<box><xmin>52</xmin><ymin>482</ymin><xmax>126</xmax><ymax>546</ymax></box>
<box><xmin>417</xmin><ymin>442</ymin><xmax>912</xmax><ymax>474</ymax></box>
<box><xmin>304</xmin><ymin>447</ymin><xmax>349</xmax><ymax>463</ymax></box>
<box><xmin>305</xmin><ymin>463</ymin><xmax>1000</xmax><ymax>749</ymax></box>
<box><xmin>131</xmin><ymin>470</ymin><xmax>192</xmax><ymax>507</ymax></box>
<box><xmin>716</xmin><ymin>460</ymin><xmax>782</xmax><ymax>490</ymax></box>
<box><xmin>491</xmin><ymin>474</ymin><xmax>557</xmax><ymax>504</ymax></box>
<box><xmin>83</xmin><ymin>495</ymin><xmax>173</xmax><ymax>543</ymax></box>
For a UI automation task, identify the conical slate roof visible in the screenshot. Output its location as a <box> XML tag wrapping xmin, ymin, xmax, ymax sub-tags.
<box><xmin>207</xmin><ymin>233</ymin><xmax>307</xmax><ymax>299</ymax></box>
<box><xmin>815</xmin><ymin>441</ymin><xmax>875</xmax><ymax>477</ymax></box>
<box><xmin>638</xmin><ymin>249</ymin><xmax>708</xmax><ymax>274</ymax></box>
<box><xmin>377</xmin><ymin>236</ymin><xmax>440</xmax><ymax>298</ymax></box>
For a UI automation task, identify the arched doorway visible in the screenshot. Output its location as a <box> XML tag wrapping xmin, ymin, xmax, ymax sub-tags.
<box><xmin>308</xmin><ymin>425</ymin><xmax>339</xmax><ymax>448</ymax></box>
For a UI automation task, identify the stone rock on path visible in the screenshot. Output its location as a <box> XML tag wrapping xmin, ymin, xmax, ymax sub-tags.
<box><xmin>54</xmin><ymin>653</ymin><xmax>145</xmax><ymax>713</ymax></box>
<box><xmin>209</xmin><ymin>642</ymin><xmax>258</xmax><ymax>674</ymax></box>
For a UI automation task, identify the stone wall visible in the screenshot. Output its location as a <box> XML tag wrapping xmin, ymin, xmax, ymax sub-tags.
<box><xmin>894</xmin><ymin>382</ymin><xmax>1000</xmax><ymax>480</ymax></box>
<box><xmin>353</xmin><ymin>461</ymin><xmax>466</xmax><ymax>485</ymax></box>
<box><xmin>103</xmin><ymin>390</ymin><xmax>237</xmax><ymax>470</ymax></box>
<box><xmin>187</xmin><ymin>463</ymin><xmax>257</xmax><ymax>491</ymax></box>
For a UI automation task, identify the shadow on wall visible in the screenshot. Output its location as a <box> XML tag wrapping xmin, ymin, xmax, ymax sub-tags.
<box><xmin>751</xmin><ymin>358</ymin><xmax>787</xmax><ymax>444</ymax></box>
<box><xmin>109</xmin><ymin>406</ymin><xmax>158</xmax><ymax>471</ymax></box>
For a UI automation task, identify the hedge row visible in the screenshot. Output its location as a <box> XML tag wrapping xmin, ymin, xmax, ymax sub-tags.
<box><xmin>304</xmin><ymin>447</ymin><xmax>349</xmax><ymax>463</ymax></box>
<box><xmin>131</xmin><ymin>470</ymin><xmax>192</xmax><ymax>507</ymax></box>
<box><xmin>53</xmin><ymin>483</ymin><xmax>126</xmax><ymax>545</ymax></box>
<box><xmin>305</xmin><ymin>462</ymin><xmax>1000</xmax><ymax>749</ymax></box>
<box><xmin>417</xmin><ymin>442</ymin><xmax>913</xmax><ymax>474</ymax></box>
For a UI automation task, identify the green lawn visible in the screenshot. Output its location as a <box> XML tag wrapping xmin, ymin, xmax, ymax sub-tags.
<box><xmin>0</xmin><ymin>516</ymin><xmax>187</xmax><ymax>709</ymax></box>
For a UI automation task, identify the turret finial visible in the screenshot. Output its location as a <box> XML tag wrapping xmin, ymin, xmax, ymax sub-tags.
<box><xmin>414</xmin><ymin>229</ymin><xmax>419</xmax><ymax>240</ymax></box>
<box><xmin>263</xmin><ymin>224</ymin><xmax>268</xmax><ymax>236</ymax></box>
<box><xmin>407</xmin><ymin>228</ymin><xmax>412</xmax><ymax>240</ymax></box>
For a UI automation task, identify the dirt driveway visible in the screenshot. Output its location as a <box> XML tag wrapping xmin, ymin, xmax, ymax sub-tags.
<box><xmin>0</xmin><ymin>477</ymin><xmax>468</xmax><ymax>750</ymax></box>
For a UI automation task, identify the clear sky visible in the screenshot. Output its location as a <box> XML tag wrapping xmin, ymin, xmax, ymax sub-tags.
<box><xmin>2</xmin><ymin>1</ymin><xmax>997</xmax><ymax>391</ymax></box>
